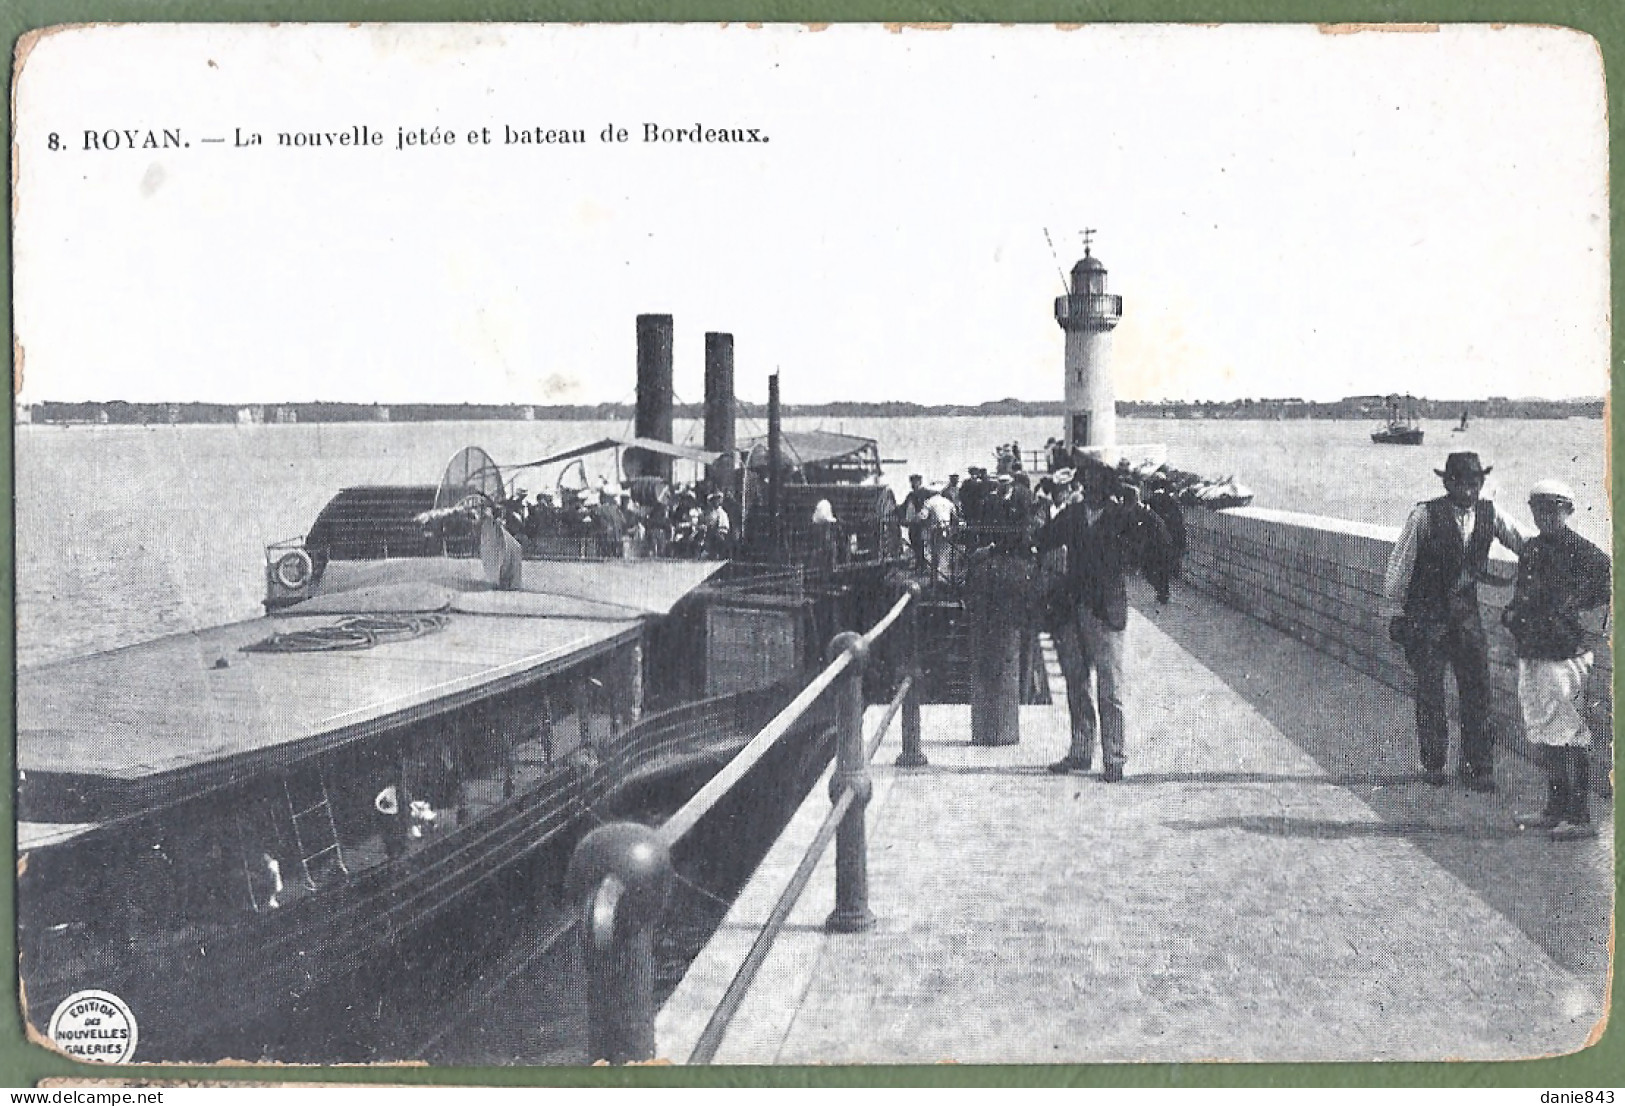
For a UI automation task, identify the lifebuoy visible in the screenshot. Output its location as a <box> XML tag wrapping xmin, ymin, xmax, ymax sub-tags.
<box><xmin>274</xmin><ymin>548</ymin><xmax>314</xmax><ymax>590</ymax></box>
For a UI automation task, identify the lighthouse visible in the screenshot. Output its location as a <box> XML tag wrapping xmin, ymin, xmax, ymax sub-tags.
<box><xmin>1053</xmin><ymin>232</ymin><xmax>1123</xmax><ymax>451</ymax></box>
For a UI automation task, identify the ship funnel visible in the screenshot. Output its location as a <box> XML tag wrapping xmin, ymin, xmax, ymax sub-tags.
<box><xmin>704</xmin><ymin>331</ymin><xmax>736</xmax><ymax>486</ymax></box>
<box><xmin>631</xmin><ymin>314</ymin><xmax>675</xmax><ymax>481</ymax></box>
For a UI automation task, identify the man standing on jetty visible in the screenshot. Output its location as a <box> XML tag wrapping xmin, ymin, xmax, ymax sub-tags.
<box><xmin>1382</xmin><ymin>452</ymin><xmax>1527</xmax><ymax>791</ymax></box>
<box><xmin>1037</xmin><ymin>458</ymin><xmax>1172</xmax><ymax>781</ymax></box>
<box><xmin>1501</xmin><ymin>479</ymin><xmax>1610</xmax><ymax>838</ymax></box>
<box><xmin>898</xmin><ymin>474</ymin><xmax>932</xmax><ymax>572</ymax></box>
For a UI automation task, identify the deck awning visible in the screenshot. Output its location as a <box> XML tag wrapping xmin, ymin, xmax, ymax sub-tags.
<box><xmin>742</xmin><ymin>430</ymin><xmax>878</xmax><ymax>468</ymax></box>
<box><xmin>514</xmin><ymin>436</ymin><xmax>721</xmax><ymax>470</ymax></box>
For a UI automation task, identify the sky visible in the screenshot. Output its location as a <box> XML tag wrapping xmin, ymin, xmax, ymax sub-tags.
<box><xmin>12</xmin><ymin>23</ymin><xmax>1610</xmax><ymax>407</ymax></box>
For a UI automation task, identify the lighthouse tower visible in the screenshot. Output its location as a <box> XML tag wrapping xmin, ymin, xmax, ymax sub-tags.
<box><xmin>1053</xmin><ymin>232</ymin><xmax>1123</xmax><ymax>451</ymax></box>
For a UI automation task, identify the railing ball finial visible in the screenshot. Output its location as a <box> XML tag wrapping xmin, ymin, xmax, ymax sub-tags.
<box><xmin>827</xmin><ymin>630</ymin><xmax>869</xmax><ymax>669</ymax></box>
<box><xmin>565</xmin><ymin>822</ymin><xmax>674</xmax><ymax>916</ymax></box>
<box><xmin>564</xmin><ymin>821</ymin><xmax>674</xmax><ymax>1064</ymax></box>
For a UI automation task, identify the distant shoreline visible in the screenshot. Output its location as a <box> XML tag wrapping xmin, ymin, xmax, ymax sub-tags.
<box><xmin>17</xmin><ymin>396</ymin><xmax>1607</xmax><ymax>426</ymax></box>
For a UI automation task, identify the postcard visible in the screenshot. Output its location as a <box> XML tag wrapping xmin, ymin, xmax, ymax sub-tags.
<box><xmin>11</xmin><ymin>22</ymin><xmax>1611</xmax><ymax>1069</ymax></box>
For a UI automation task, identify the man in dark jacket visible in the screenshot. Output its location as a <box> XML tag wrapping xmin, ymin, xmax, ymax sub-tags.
<box><xmin>1381</xmin><ymin>452</ymin><xmax>1528</xmax><ymax>791</ymax></box>
<box><xmin>1047</xmin><ymin>437</ymin><xmax>1071</xmax><ymax>474</ymax></box>
<box><xmin>1503</xmin><ymin>479</ymin><xmax>1610</xmax><ymax>838</ymax></box>
<box><xmin>1036</xmin><ymin>458</ymin><xmax>1172</xmax><ymax>781</ymax></box>
<box><xmin>981</xmin><ymin>473</ymin><xmax>1031</xmax><ymax>554</ymax></box>
<box><xmin>1144</xmin><ymin>473</ymin><xmax>1188</xmax><ymax>580</ymax></box>
<box><xmin>960</xmin><ymin>467</ymin><xmax>989</xmax><ymax>525</ymax></box>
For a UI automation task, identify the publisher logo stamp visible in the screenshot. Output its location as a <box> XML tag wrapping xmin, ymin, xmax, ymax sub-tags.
<box><xmin>47</xmin><ymin>990</ymin><xmax>138</xmax><ymax>1063</ymax></box>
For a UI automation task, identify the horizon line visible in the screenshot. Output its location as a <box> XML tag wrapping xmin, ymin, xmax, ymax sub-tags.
<box><xmin>17</xmin><ymin>395</ymin><xmax>1609</xmax><ymax>408</ymax></box>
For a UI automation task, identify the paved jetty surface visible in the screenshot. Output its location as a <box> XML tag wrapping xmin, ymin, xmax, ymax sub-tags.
<box><xmin>658</xmin><ymin>586</ymin><xmax>1612</xmax><ymax>1064</ymax></box>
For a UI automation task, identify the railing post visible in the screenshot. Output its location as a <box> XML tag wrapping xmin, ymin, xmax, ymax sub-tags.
<box><xmin>824</xmin><ymin>631</ymin><xmax>876</xmax><ymax>934</ymax></box>
<box><xmin>564</xmin><ymin>821</ymin><xmax>674</xmax><ymax>1063</ymax></box>
<box><xmin>896</xmin><ymin>582</ymin><xmax>928</xmax><ymax>768</ymax></box>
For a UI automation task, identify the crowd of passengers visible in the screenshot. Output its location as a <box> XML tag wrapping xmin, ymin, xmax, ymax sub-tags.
<box><xmin>492</xmin><ymin>476</ymin><xmax>739</xmax><ymax>560</ymax></box>
<box><xmin>893</xmin><ymin>446</ymin><xmax>1191</xmax><ymax>573</ymax></box>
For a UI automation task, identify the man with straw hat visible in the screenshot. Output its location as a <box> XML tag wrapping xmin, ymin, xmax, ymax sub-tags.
<box><xmin>1502</xmin><ymin>479</ymin><xmax>1611</xmax><ymax>838</ymax></box>
<box><xmin>1382</xmin><ymin>452</ymin><xmax>1528</xmax><ymax>792</ymax></box>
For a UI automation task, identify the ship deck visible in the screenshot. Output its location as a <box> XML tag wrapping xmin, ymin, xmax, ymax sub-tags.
<box><xmin>658</xmin><ymin>583</ymin><xmax>1612</xmax><ymax>1064</ymax></box>
<box><xmin>17</xmin><ymin>558</ymin><xmax>724</xmax><ymax>819</ymax></box>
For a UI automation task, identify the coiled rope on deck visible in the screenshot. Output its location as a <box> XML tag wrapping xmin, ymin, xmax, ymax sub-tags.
<box><xmin>242</xmin><ymin>613</ymin><xmax>452</xmax><ymax>654</ymax></box>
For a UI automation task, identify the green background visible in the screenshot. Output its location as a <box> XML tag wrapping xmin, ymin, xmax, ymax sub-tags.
<box><xmin>2</xmin><ymin>0</ymin><xmax>1620</xmax><ymax>1090</ymax></box>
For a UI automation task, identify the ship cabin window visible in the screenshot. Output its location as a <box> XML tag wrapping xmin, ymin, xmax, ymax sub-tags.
<box><xmin>448</xmin><ymin>700</ymin><xmax>512</xmax><ymax>823</ymax></box>
<box><xmin>507</xmin><ymin>678</ymin><xmax>559</xmax><ymax>792</ymax></box>
<box><xmin>581</xmin><ymin>654</ymin><xmax>630</xmax><ymax>753</ymax></box>
<box><xmin>234</xmin><ymin>784</ymin><xmax>305</xmax><ymax>911</ymax></box>
<box><xmin>550</xmin><ymin>676</ymin><xmax>586</xmax><ymax>759</ymax></box>
<box><xmin>322</xmin><ymin>740</ymin><xmax>411</xmax><ymax>875</ymax></box>
<box><xmin>224</xmin><ymin>761</ymin><xmax>362</xmax><ymax>913</ymax></box>
<box><xmin>583</xmin><ymin>671</ymin><xmax>614</xmax><ymax>752</ymax></box>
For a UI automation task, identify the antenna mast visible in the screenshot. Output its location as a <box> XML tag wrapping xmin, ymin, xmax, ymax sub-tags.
<box><xmin>1041</xmin><ymin>228</ymin><xmax>1070</xmax><ymax>293</ymax></box>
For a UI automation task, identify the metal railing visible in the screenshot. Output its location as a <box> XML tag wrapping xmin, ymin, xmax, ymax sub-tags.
<box><xmin>563</xmin><ymin>583</ymin><xmax>927</xmax><ymax>1063</ymax></box>
<box><xmin>1053</xmin><ymin>291</ymin><xmax>1124</xmax><ymax>322</ymax></box>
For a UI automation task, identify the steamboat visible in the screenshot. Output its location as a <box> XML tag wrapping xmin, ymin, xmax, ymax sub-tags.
<box><xmin>17</xmin><ymin>326</ymin><xmax>903</xmax><ymax>1061</ymax></box>
<box><xmin>1372</xmin><ymin>395</ymin><xmax>1425</xmax><ymax>446</ymax></box>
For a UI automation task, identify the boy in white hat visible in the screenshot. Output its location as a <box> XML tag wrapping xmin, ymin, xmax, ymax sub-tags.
<box><xmin>1502</xmin><ymin>479</ymin><xmax>1611</xmax><ymax>838</ymax></box>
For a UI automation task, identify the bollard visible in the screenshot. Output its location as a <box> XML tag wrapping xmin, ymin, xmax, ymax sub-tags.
<box><xmin>896</xmin><ymin>582</ymin><xmax>928</xmax><ymax>768</ymax></box>
<box><xmin>824</xmin><ymin>631</ymin><xmax>876</xmax><ymax>934</ymax></box>
<box><xmin>967</xmin><ymin>553</ymin><xmax>1029</xmax><ymax>746</ymax></box>
<box><xmin>563</xmin><ymin>821</ymin><xmax>674</xmax><ymax>1063</ymax></box>
<box><xmin>970</xmin><ymin>614</ymin><xmax>1021</xmax><ymax>745</ymax></box>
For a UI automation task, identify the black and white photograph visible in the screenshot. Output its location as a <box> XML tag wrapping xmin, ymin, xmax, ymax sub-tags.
<box><xmin>10</xmin><ymin>22</ymin><xmax>1612</xmax><ymax>1068</ymax></box>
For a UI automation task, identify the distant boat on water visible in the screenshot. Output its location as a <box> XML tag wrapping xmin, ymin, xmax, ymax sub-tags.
<box><xmin>1372</xmin><ymin>422</ymin><xmax>1424</xmax><ymax>445</ymax></box>
<box><xmin>1372</xmin><ymin>396</ymin><xmax>1424</xmax><ymax>446</ymax></box>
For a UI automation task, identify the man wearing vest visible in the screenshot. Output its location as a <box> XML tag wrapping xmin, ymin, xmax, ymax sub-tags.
<box><xmin>1382</xmin><ymin>452</ymin><xmax>1528</xmax><ymax>792</ymax></box>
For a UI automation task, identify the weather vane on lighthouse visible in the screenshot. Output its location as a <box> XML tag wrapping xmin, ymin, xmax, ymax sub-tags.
<box><xmin>1080</xmin><ymin>228</ymin><xmax>1096</xmax><ymax>257</ymax></box>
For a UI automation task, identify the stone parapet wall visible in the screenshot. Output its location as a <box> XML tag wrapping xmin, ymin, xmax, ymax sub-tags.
<box><xmin>1181</xmin><ymin>505</ymin><xmax>1614</xmax><ymax>754</ymax></box>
